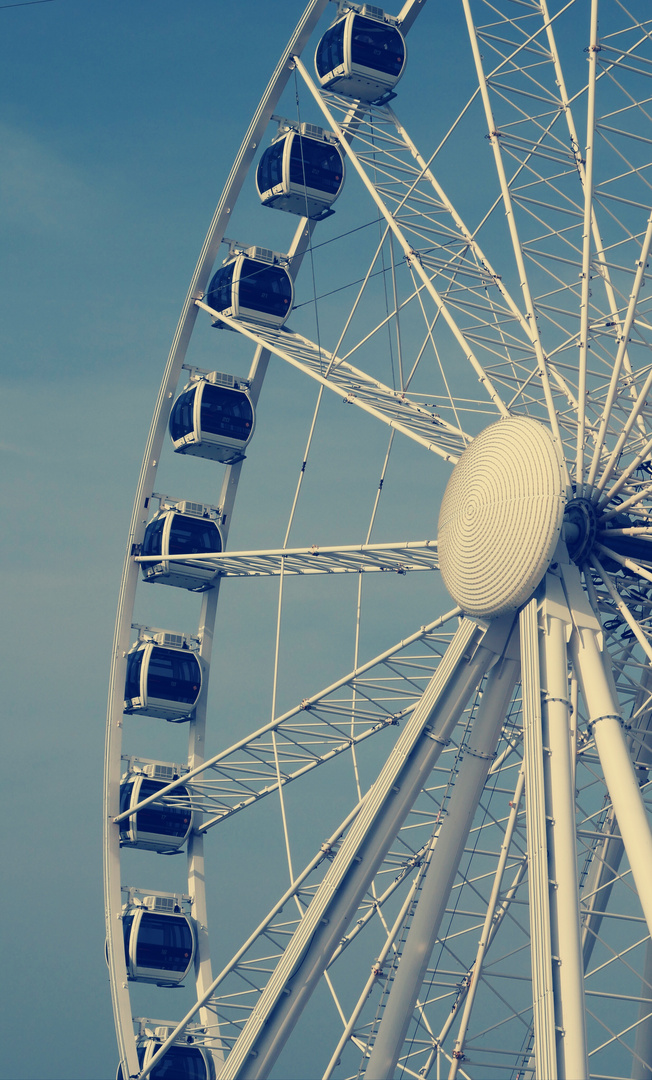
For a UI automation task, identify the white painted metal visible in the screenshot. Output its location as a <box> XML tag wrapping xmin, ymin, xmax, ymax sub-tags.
<box><xmin>563</xmin><ymin>560</ymin><xmax>652</xmax><ymax>935</ymax></box>
<box><xmin>538</xmin><ymin>570</ymin><xmax>589</xmax><ymax>1079</ymax></box>
<box><xmin>292</xmin><ymin>54</ymin><xmax>512</xmax><ymax>422</ymax></box>
<box><xmin>576</xmin><ymin>0</ymin><xmax>600</xmax><ymax>497</ymax></box>
<box><xmin>447</xmin><ymin>765</ymin><xmax>527</xmax><ymax>1079</ymax></box>
<box><xmin>136</xmin><ymin>539</ymin><xmax>439</xmax><ymax>577</ymax></box>
<box><xmin>105</xmin><ymin>1</ymin><xmax>652</xmax><ymax>1076</ymax></box>
<box><xmin>103</xmin><ymin>3</ymin><xmax>338</xmax><ymax>1075</ymax></box>
<box><xmin>460</xmin><ymin>0</ymin><xmax>567</xmax><ymax>475</ymax></box>
<box><xmin>438</xmin><ymin>418</ymin><xmax>565</xmax><ymax>619</ymax></box>
<box><xmin>221</xmin><ymin>617</ymin><xmax>515</xmax><ymax>1079</ymax></box>
<box><xmin>194</xmin><ymin>300</ymin><xmax>469</xmax><ymax>464</ymax></box>
<box><xmin>520</xmin><ymin>595</ymin><xmax>558</xmax><ymax>1080</ymax></box>
<box><xmin>363</xmin><ymin>648</ymin><xmax>519</xmax><ymax>1080</ymax></box>
<box><xmin>112</xmin><ymin>609</ymin><xmax>461</xmax><ymax>832</ymax></box>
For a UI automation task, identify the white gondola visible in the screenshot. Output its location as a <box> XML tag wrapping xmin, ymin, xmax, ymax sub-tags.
<box><xmin>315</xmin><ymin>8</ymin><xmax>406</xmax><ymax>102</ymax></box>
<box><xmin>256</xmin><ymin>123</ymin><xmax>345</xmax><ymax>219</ymax></box>
<box><xmin>169</xmin><ymin>371</ymin><xmax>254</xmax><ymax>463</ymax></box>
<box><xmin>141</xmin><ymin>500</ymin><xmax>223</xmax><ymax>590</ymax></box>
<box><xmin>124</xmin><ymin>634</ymin><xmax>202</xmax><ymax>721</ymax></box>
<box><xmin>116</xmin><ymin>1028</ymin><xmax>215</xmax><ymax>1080</ymax></box>
<box><xmin>119</xmin><ymin>766</ymin><xmax>193</xmax><ymax>852</ymax></box>
<box><xmin>122</xmin><ymin>896</ymin><xmax>195</xmax><ymax>986</ymax></box>
<box><xmin>204</xmin><ymin>247</ymin><xmax>293</xmax><ymax>328</ymax></box>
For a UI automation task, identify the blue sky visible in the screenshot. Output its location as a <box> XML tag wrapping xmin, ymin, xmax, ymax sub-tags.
<box><xmin>0</xmin><ymin>2</ymin><xmax>557</xmax><ymax>1077</ymax></box>
<box><xmin>0</xmin><ymin>4</ymin><xmax>452</xmax><ymax>1076</ymax></box>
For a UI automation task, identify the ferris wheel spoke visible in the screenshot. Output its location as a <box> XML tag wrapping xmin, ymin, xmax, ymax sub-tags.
<box><xmin>462</xmin><ymin>0</ymin><xmax>570</xmax><ymax>471</ymax></box>
<box><xmin>362</xmin><ymin>645</ymin><xmax>519</xmax><ymax>1080</ymax></box>
<box><xmin>105</xmin><ymin>3</ymin><xmax>652</xmax><ymax>1077</ymax></box>
<box><xmin>587</xmin><ymin>208</ymin><xmax>652</xmax><ymax>494</ymax></box>
<box><xmin>113</xmin><ymin>610</ymin><xmax>458</xmax><ymax>832</ymax></box>
<box><xmin>589</xmin><ymin>553</ymin><xmax>652</xmax><ymax>662</ymax></box>
<box><xmin>383</xmin><ymin>105</ymin><xmax>582</xmax><ymax>416</ymax></box>
<box><xmin>293</xmin><ymin>55</ymin><xmax>515</xmax><ymax>423</ymax></box>
<box><xmin>445</xmin><ymin>767</ymin><xmax>527</xmax><ymax>1079</ymax></box>
<box><xmin>136</xmin><ymin>539</ymin><xmax>440</xmax><ymax>578</ymax></box>
<box><xmin>216</xmin><ymin>617</ymin><xmax>515</xmax><ymax>1080</ymax></box>
<box><xmin>136</xmin><ymin>800</ymin><xmax>365</xmax><ymax>1080</ymax></box>
<box><xmin>196</xmin><ymin>301</ymin><xmax>469</xmax><ymax>461</ymax></box>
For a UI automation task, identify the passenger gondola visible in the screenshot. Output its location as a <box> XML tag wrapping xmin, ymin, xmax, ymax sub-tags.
<box><xmin>122</xmin><ymin>900</ymin><xmax>195</xmax><ymax>985</ymax></box>
<box><xmin>315</xmin><ymin>9</ymin><xmax>406</xmax><ymax>102</ymax></box>
<box><xmin>141</xmin><ymin>501</ymin><xmax>223</xmax><ymax>589</ymax></box>
<box><xmin>124</xmin><ymin>637</ymin><xmax>202</xmax><ymax>721</ymax></box>
<box><xmin>116</xmin><ymin>1030</ymin><xmax>215</xmax><ymax>1080</ymax></box>
<box><xmin>204</xmin><ymin>248</ymin><xmax>293</xmax><ymax>328</ymax></box>
<box><xmin>256</xmin><ymin>124</ymin><xmax>345</xmax><ymax>219</ymax></box>
<box><xmin>169</xmin><ymin>372</ymin><xmax>254</xmax><ymax>463</ymax></box>
<box><xmin>119</xmin><ymin>771</ymin><xmax>193</xmax><ymax>852</ymax></box>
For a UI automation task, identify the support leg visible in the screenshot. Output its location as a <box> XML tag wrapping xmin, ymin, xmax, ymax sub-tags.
<box><xmin>540</xmin><ymin>597</ymin><xmax>588</xmax><ymax>1079</ymax></box>
<box><xmin>364</xmin><ymin>648</ymin><xmax>519</xmax><ymax>1080</ymax></box>
<box><xmin>520</xmin><ymin>596</ymin><xmax>558</xmax><ymax>1080</ymax></box>
<box><xmin>568</xmin><ymin>616</ymin><xmax>652</xmax><ymax>933</ymax></box>
<box><xmin>219</xmin><ymin>616</ymin><xmax>514</xmax><ymax>1080</ymax></box>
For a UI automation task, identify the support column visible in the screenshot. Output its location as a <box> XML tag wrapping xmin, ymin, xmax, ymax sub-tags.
<box><xmin>220</xmin><ymin>616</ymin><xmax>515</xmax><ymax>1080</ymax></box>
<box><xmin>364</xmin><ymin>647</ymin><xmax>519</xmax><ymax>1080</ymax></box>
<box><xmin>563</xmin><ymin>561</ymin><xmax>652</xmax><ymax>934</ymax></box>
<box><xmin>539</xmin><ymin>577</ymin><xmax>588</xmax><ymax>1079</ymax></box>
<box><xmin>520</xmin><ymin>595</ymin><xmax>558</xmax><ymax>1080</ymax></box>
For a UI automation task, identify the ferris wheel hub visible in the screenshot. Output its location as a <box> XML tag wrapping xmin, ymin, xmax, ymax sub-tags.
<box><xmin>563</xmin><ymin>497</ymin><xmax>599</xmax><ymax>565</ymax></box>
<box><xmin>437</xmin><ymin>417</ymin><xmax>566</xmax><ymax>619</ymax></box>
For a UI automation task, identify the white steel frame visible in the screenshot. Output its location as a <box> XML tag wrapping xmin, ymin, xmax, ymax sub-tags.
<box><xmin>104</xmin><ymin>2</ymin><xmax>652</xmax><ymax>1078</ymax></box>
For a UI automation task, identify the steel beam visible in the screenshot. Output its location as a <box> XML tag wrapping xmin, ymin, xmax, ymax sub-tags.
<box><xmin>218</xmin><ymin>616</ymin><xmax>516</xmax><ymax>1079</ymax></box>
<box><xmin>521</xmin><ymin>595</ymin><xmax>559</xmax><ymax>1080</ymax></box>
<box><xmin>364</xmin><ymin>646</ymin><xmax>519</xmax><ymax>1079</ymax></box>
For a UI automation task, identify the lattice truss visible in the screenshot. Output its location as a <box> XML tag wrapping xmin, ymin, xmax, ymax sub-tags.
<box><xmin>185</xmin><ymin>625</ymin><xmax>652</xmax><ymax>1079</ymax></box>
<box><xmin>128</xmin><ymin>4</ymin><xmax>652</xmax><ymax>1077</ymax></box>
<box><xmin>178</xmin><ymin>615</ymin><xmax>459</xmax><ymax>830</ymax></box>
<box><xmin>465</xmin><ymin>0</ymin><xmax>652</xmax><ymax>474</ymax></box>
<box><xmin>199</xmin><ymin>0</ymin><xmax>652</xmax><ymax>494</ymax></box>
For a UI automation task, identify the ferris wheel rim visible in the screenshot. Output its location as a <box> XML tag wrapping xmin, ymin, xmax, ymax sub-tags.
<box><xmin>105</xmin><ymin>2</ymin><xmax>652</xmax><ymax>1078</ymax></box>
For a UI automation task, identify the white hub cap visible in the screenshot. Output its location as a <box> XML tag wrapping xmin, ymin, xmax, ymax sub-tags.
<box><xmin>438</xmin><ymin>417</ymin><xmax>566</xmax><ymax>619</ymax></box>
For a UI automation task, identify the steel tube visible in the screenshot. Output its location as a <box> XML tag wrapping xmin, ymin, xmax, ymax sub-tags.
<box><xmin>364</xmin><ymin>653</ymin><xmax>519</xmax><ymax>1080</ymax></box>
<box><xmin>220</xmin><ymin>618</ymin><xmax>513</xmax><ymax>1079</ymax></box>
<box><xmin>541</xmin><ymin>612</ymin><xmax>588</xmax><ymax>1078</ymax></box>
<box><xmin>570</xmin><ymin>624</ymin><xmax>652</xmax><ymax>934</ymax></box>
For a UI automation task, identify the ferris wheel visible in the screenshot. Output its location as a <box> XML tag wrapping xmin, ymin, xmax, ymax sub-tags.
<box><xmin>104</xmin><ymin>1</ymin><xmax>652</xmax><ymax>1077</ymax></box>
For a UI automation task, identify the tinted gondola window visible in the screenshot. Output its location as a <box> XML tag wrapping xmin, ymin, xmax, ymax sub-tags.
<box><xmin>288</xmin><ymin>137</ymin><xmax>342</xmax><ymax>195</ymax></box>
<box><xmin>169</xmin><ymin>388</ymin><xmax>197</xmax><ymax>442</ymax></box>
<box><xmin>238</xmin><ymin>259</ymin><xmax>291</xmax><ymax>318</ymax></box>
<box><xmin>120</xmin><ymin>779</ymin><xmax>191</xmax><ymax>840</ymax></box>
<box><xmin>316</xmin><ymin>19</ymin><xmax>345</xmax><ymax>76</ymax></box>
<box><xmin>350</xmin><ymin>16</ymin><xmax>404</xmax><ymax>76</ymax></box>
<box><xmin>142</xmin><ymin>517</ymin><xmax>165</xmax><ymax>558</ymax></box>
<box><xmin>118</xmin><ymin>1045</ymin><xmax>209</xmax><ymax>1080</ymax></box>
<box><xmin>122</xmin><ymin>914</ymin><xmax>134</xmax><ymax>959</ymax></box>
<box><xmin>135</xmin><ymin>912</ymin><xmax>193</xmax><ymax>972</ymax></box>
<box><xmin>150</xmin><ymin>1046</ymin><xmax>209</xmax><ymax>1080</ymax></box>
<box><xmin>125</xmin><ymin>650</ymin><xmax>144</xmax><ymax>701</ymax></box>
<box><xmin>120</xmin><ymin>781</ymin><xmax>135</xmax><ymax>820</ymax></box>
<box><xmin>200</xmin><ymin>385</ymin><xmax>253</xmax><ymax>441</ymax></box>
<box><xmin>256</xmin><ymin>144</ymin><xmax>284</xmax><ymax>194</ymax></box>
<box><xmin>168</xmin><ymin>515</ymin><xmax>221</xmax><ymax>557</ymax></box>
<box><xmin>146</xmin><ymin>647</ymin><xmax>200</xmax><ymax>704</ymax></box>
<box><xmin>205</xmin><ymin>263</ymin><xmax>235</xmax><ymax>313</ymax></box>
